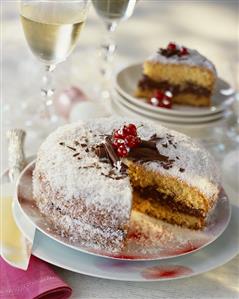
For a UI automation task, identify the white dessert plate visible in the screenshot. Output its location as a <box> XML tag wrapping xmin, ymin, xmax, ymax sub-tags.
<box><xmin>16</xmin><ymin>161</ymin><xmax>231</xmax><ymax>261</ymax></box>
<box><xmin>110</xmin><ymin>95</ymin><xmax>226</xmax><ymax>130</ymax></box>
<box><xmin>114</xmin><ymin>91</ymin><xmax>224</xmax><ymax>124</ymax></box>
<box><xmin>12</xmin><ymin>195</ymin><xmax>239</xmax><ymax>281</ymax></box>
<box><xmin>115</xmin><ymin>63</ymin><xmax>235</xmax><ymax>117</ymax></box>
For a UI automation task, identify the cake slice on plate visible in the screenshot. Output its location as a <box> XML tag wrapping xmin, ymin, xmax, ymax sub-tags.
<box><xmin>135</xmin><ymin>42</ymin><xmax>217</xmax><ymax>107</ymax></box>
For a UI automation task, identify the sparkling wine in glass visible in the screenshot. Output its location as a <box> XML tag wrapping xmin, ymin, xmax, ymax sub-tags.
<box><xmin>92</xmin><ymin>0</ymin><xmax>136</xmax><ymax>21</ymax></box>
<box><xmin>20</xmin><ymin>0</ymin><xmax>89</xmax><ymax>134</ymax></box>
<box><xmin>92</xmin><ymin>0</ymin><xmax>137</xmax><ymax>98</ymax></box>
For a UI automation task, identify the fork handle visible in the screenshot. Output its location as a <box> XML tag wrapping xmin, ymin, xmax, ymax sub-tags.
<box><xmin>7</xmin><ymin>129</ymin><xmax>27</xmax><ymax>183</ymax></box>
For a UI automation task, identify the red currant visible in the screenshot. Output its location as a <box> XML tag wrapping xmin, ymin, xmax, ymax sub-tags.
<box><xmin>112</xmin><ymin>138</ymin><xmax>125</xmax><ymax>148</ymax></box>
<box><xmin>122</xmin><ymin>124</ymin><xmax>137</xmax><ymax>136</ymax></box>
<box><xmin>154</xmin><ymin>90</ymin><xmax>165</xmax><ymax>100</ymax></box>
<box><xmin>167</xmin><ymin>42</ymin><xmax>176</xmax><ymax>50</ymax></box>
<box><xmin>180</xmin><ymin>47</ymin><xmax>189</xmax><ymax>56</ymax></box>
<box><xmin>125</xmin><ymin>135</ymin><xmax>141</xmax><ymax>148</ymax></box>
<box><xmin>127</xmin><ymin>124</ymin><xmax>137</xmax><ymax>135</ymax></box>
<box><xmin>149</xmin><ymin>96</ymin><xmax>159</xmax><ymax>106</ymax></box>
<box><xmin>161</xmin><ymin>98</ymin><xmax>172</xmax><ymax>109</ymax></box>
<box><xmin>113</xmin><ymin>129</ymin><xmax>124</xmax><ymax>139</ymax></box>
<box><xmin>117</xmin><ymin>144</ymin><xmax>128</xmax><ymax>157</ymax></box>
<box><xmin>149</xmin><ymin>90</ymin><xmax>173</xmax><ymax>109</ymax></box>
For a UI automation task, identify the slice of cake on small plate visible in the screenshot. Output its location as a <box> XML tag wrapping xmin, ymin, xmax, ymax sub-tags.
<box><xmin>135</xmin><ymin>42</ymin><xmax>217</xmax><ymax>107</ymax></box>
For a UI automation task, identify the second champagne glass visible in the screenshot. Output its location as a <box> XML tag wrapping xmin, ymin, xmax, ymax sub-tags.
<box><xmin>20</xmin><ymin>0</ymin><xmax>90</xmax><ymax>135</ymax></box>
<box><xmin>92</xmin><ymin>0</ymin><xmax>137</xmax><ymax>99</ymax></box>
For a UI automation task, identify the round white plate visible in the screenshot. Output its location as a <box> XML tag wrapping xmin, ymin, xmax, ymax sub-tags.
<box><xmin>114</xmin><ymin>91</ymin><xmax>225</xmax><ymax>124</ymax></box>
<box><xmin>16</xmin><ymin>161</ymin><xmax>230</xmax><ymax>261</ymax></box>
<box><xmin>12</xmin><ymin>197</ymin><xmax>239</xmax><ymax>281</ymax></box>
<box><xmin>115</xmin><ymin>63</ymin><xmax>235</xmax><ymax>117</ymax></box>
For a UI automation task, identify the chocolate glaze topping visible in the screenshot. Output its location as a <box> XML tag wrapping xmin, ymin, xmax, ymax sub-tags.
<box><xmin>138</xmin><ymin>75</ymin><xmax>211</xmax><ymax>97</ymax></box>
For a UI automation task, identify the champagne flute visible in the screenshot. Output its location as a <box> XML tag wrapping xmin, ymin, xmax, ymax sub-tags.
<box><xmin>20</xmin><ymin>0</ymin><xmax>90</xmax><ymax>135</ymax></box>
<box><xmin>92</xmin><ymin>0</ymin><xmax>137</xmax><ymax>99</ymax></box>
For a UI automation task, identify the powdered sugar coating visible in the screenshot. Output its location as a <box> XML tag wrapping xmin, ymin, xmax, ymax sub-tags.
<box><xmin>33</xmin><ymin>117</ymin><xmax>220</xmax><ymax>250</ymax></box>
<box><xmin>33</xmin><ymin>120</ymin><xmax>132</xmax><ymax>228</ymax></box>
<box><xmin>147</xmin><ymin>47</ymin><xmax>217</xmax><ymax>75</ymax></box>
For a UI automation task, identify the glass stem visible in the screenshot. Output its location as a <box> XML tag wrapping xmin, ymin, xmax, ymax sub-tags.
<box><xmin>41</xmin><ymin>64</ymin><xmax>57</xmax><ymax>121</ymax></box>
<box><xmin>99</xmin><ymin>21</ymin><xmax>117</xmax><ymax>98</ymax></box>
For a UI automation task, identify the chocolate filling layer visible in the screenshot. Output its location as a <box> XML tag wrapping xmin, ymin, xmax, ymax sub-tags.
<box><xmin>138</xmin><ymin>75</ymin><xmax>211</xmax><ymax>97</ymax></box>
<box><xmin>134</xmin><ymin>186</ymin><xmax>204</xmax><ymax>217</ymax></box>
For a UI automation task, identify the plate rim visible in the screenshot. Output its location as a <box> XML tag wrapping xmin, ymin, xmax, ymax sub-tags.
<box><xmin>110</xmin><ymin>97</ymin><xmax>226</xmax><ymax>129</ymax></box>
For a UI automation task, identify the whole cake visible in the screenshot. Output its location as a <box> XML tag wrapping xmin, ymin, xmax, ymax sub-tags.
<box><xmin>33</xmin><ymin>117</ymin><xmax>220</xmax><ymax>252</ymax></box>
<box><xmin>135</xmin><ymin>42</ymin><xmax>217</xmax><ymax>107</ymax></box>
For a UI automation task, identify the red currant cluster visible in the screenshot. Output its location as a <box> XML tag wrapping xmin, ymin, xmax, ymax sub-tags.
<box><xmin>149</xmin><ymin>90</ymin><xmax>173</xmax><ymax>109</ymax></box>
<box><xmin>112</xmin><ymin>124</ymin><xmax>141</xmax><ymax>157</ymax></box>
<box><xmin>167</xmin><ymin>42</ymin><xmax>189</xmax><ymax>56</ymax></box>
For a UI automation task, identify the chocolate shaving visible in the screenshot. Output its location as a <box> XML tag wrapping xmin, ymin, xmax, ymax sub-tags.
<box><xmin>160</xmin><ymin>159</ymin><xmax>175</xmax><ymax>170</ymax></box>
<box><xmin>66</xmin><ymin>145</ymin><xmax>76</xmax><ymax>151</ymax></box>
<box><xmin>73</xmin><ymin>153</ymin><xmax>80</xmax><ymax>157</ymax></box>
<box><xmin>120</xmin><ymin>162</ymin><xmax>128</xmax><ymax>174</ymax></box>
<box><xmin>95</xmin><ymin>144</ymin><xmax>108</xmax><ymax>160</ymax></box>
<box><xmin>95</xmin><ymin>138</ymin><xmax>128</xmax><ymax>176</ymax></box>
<box><xmin>82</xmin><ymin>165</ymin><xmax>95</xmax><ymax>169</ymax></box>
<box><xmin>81</xmin><ymin>143</ymin><xmax>87</xmax><ymax>147</ymax></box>
<box><xmin>139</xmin><ymin>140</ymin><xmax>157</xmax><ymax>149</ymax></box>
<box><xmin>101</xmin><ymin>172</ymin><xmax>126</xmax><ymax>180</ymax></box>
<box><xmin>103</xmin><ymin>137</ymin><xmax>120</xmax><ymax>167</ymax></box>
<box><xmin>179</xmin><ymin>168</ymin><xmax>185</xmax><ymax>172</ymax></box>
<box><xmin>149</xmin><ymin>134</ymin><xmax>163</xmax><ymax>142</ymax></box>
<box><xmin>94</xmin><ymin>133</ymin><xmax>174</xmax><ymax>172</ymax></box>
<box><xmin>74</xmin><ymin>141</ymin><xmax>80</xmax><ymax>146</ymax></box>
<box><xmin>59</xmin><ymin>142</ymin><xmax>65</xmax><ymax>146</ymax></box>
<box><xmin>128</xmin><ymin>147</ymin><xmax>169</xmax><ymax>163</ymax></box>
<box><xmin>159</xmin><ymin>47</ymin><xmax>181</xmax><ymax>58</ymax></box>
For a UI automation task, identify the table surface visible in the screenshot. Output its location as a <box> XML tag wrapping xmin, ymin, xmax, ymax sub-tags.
<box><xmin>2</xmin><ymin>1</ymin><xmax>239</xmax><ymax>299</ymax></box>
